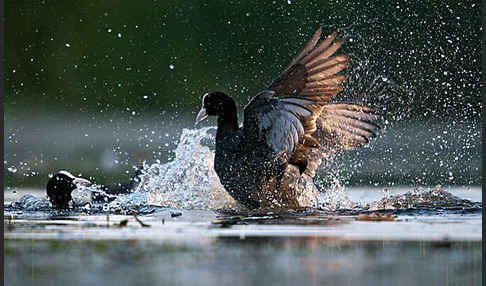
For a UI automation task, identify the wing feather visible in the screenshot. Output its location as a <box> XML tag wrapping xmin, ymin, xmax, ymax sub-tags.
<box><xmin>284</xmin><ymin>28</ymin><xmax>322</xmax><ymax>72</ymax></box>
<box><xmin>301</xmin><ymin>32</ymin><xmax>338</xmax><ymax>65</ymax></box>
<box><xmin>243</xmin><ymin>28</ymin><xmax>381</xmax><ymax>181</ymax></box>
<box><xmin>307</xmin><ymin>54</ymin><xmax>349</xmax><ymax>72</ymax></box>
<box><xmin>305</xmin><ymin>74</ymin><xmax>347</xmax><ymax>88</ymax></box>
<box><xmin>304</xmin><ymin>38</ymin><xmax>344</xmax><ymax>67</ymax></box>
<box><xmin>307</xmin><ymin>62</ymin><xmax>348</xmax><ymax>82</ymax></box>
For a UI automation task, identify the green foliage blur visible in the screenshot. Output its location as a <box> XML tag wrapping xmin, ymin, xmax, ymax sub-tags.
<box><xmin>6</xmin><ymin>0</ymin><xmax>482</xmax><ymax>117</ymax></box>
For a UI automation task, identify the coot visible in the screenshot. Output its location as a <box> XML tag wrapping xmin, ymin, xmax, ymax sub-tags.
<box><xmin>46</xmin><ymin>168</ymin><xmax>143</xmax><ymax>209</ymax></box>
<box><xmin>196</xmin><ymin>27</ymin><xmax>381</xmax><ymax>209</ymax></box>
<box><xmin>46</xmin><ymin>171</ymin><xmax>92</xmax><ymax>209</ymax></box>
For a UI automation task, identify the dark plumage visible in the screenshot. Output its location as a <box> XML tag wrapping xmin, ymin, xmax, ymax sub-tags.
<box><xmin>196</xmin><ymin>27</ymin><xmax>381</xmax><ymax>209</ymax></box>
<box><xmin>46</xmin><ymin>171</ymin><xmax>92</xmax><ymax>209</ymax></box>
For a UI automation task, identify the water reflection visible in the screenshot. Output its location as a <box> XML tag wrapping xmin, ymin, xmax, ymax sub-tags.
<box><xmin>5</xmin><ymin>238</ymin><xmax>481</xmax><ymax>286</ymax></box>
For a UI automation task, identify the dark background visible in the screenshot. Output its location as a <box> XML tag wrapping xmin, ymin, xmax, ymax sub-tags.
<box><xmin>4</xmin><ymin>0</ymin><xmax>482</xmax><ymax>188</ymax></box>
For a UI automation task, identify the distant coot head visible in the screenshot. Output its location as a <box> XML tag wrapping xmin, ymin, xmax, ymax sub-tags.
<box><xmin>46</xmin><ymin>171</ymin><xmax>92</xmax><ymax>209</ymax></box>
<box><xmin>195</xmin><ymin>92</ymin><xmax>235</xmax><ymax>124</ymax></box>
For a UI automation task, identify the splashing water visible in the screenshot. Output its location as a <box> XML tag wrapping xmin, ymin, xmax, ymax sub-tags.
<box><xmin>135</xmin><ymin>127</ymin><xmax>236</xmax><ymax>210</ymax></box>
<box><xmin>364</xmin><ymin>185</ymin><xmax>480</xmax><ymax>211</ymax></box>
<box><xmin>313</xmin><ymin>154</ymin><xmax>355</xmax><ymax>211</ymax></box>
<box><xmin>5</xmin><ymin>128</ymin><xmax>235</xmax><ymax>212</ymax></box>
<box><xmin>133</xmin><ymin>127</ymin><xmax>357</xmax><ymax>211</ymax></box>
<box><xmin>316</xmin><ymin>178</ymin><xmax>354</xmax><ymax>211</ymax></box>
<box><xmin>6</xmin><ymin>128</ymin><xmax>480</xmax><ymax>214</ymax></box>
<box><xmin>98</xmin><ymin>124</ymin><xmax>481</xmax><ymax>211</ymax></box>
<box><xmin>10</xmin><ymin>194</ymin><xmax>50</xmax><ymax>211</ymax></box>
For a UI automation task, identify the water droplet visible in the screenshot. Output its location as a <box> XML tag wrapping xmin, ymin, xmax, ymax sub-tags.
<box><xmin>169</xmin><ymin>64</ymin><xmax>175</xmax><ymax>70</ymax></box>
<box><xmin>7</xmin><ymin>166</ymin><xmax>17</xmax><ymax>173</ymax></box>
<box><xmin>65</xmin><ymin>43</ymin><xmax>71</xmax><ymax>48</ymax></box>
<box><xmin>117</xmin><ymin>33</ymin><xmax>122</xmax><ymax>38</ymax></box>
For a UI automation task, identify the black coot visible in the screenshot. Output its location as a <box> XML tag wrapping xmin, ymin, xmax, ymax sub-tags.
<box><xmin>196</xmin><ymin>28</ymin><xmax>381</xmax><ymax>209</ymax></box>
<box><xmin>46</xmin><ymin>169</ymin><xmax>143</xmax><ymax>209</ymax></box>
<box><xmin>46</xmin><ymin>171</ymin><xmax>92</xmax><ymax>209</ymax></box>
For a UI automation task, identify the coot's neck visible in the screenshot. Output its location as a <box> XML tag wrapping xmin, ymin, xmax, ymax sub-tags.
<box><xmin>216</xmin><ymin>101</ymin><xmax>238</xmax><ymax>137</ymax></box>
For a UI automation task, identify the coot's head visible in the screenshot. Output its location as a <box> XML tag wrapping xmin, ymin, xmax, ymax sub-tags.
<box><xmin>195</xmin><ymin>92</ymin><xmax>235</xmax><ymax>123</ymax></box>
<box><xmin>46</xmin><ymin>171</ymin><xmax>92</xmax><ymax>209</ymax></box>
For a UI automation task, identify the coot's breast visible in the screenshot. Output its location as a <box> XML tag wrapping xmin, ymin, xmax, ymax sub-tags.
<box><xmin>214</xmin><ymin>131</ymin><xmax>293</xmax><ymax>208</ymax></box>
<box><xmin>214</xmin><ymin>133</ymin><xmax>255</xmax><ymax>208</ymax></box>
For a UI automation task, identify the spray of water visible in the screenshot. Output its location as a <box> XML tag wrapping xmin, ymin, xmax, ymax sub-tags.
<box><xmin>134</xmin><ymin>127</ymin><xmax>236</xmax><ymax>210</ymax></box>
<box><xmin>102</xmin><ymin>127</ymin><xmax>480</xmax><ymax>213</ymax></box>
<box><xmin>6</xmin><ymin>127</ymin><xmax>480</xmax><ymax>213</ymax></box>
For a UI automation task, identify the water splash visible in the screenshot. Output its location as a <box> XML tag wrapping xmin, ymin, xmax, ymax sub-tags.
<box><xmin>73</xmin><ymin>127</ymin><xmax>481</xmax><ymax>213</ymax></box>
<box><xmin>314</xmin><ymin>155</ymin><xmax>355</xmax><ymax>211</ymax></box>
<box><xmin>364</xmin><ymin>185</ymin><xmax>480</xmax><ymax>211</ymax></box>
<box><xmin>10</xmin><ymin>194</ymin><xmax>50</xmax><ymax>211</ymax></box>
<box><xmin>133</xmin><ymin>127</ymin><xmax>355</xmax><ymax>211</ymax></box>
<box><xmin>5</xmin><ymin>128</ymin><xmax>480</xmax><ymax>215</ymax></box>
<box><xmin>135</xmin><ymin>127</ymin><xmax>236</xmax><ymax>210</ymax></box>
<box><xmin>4</xmin><ymin>127</ymin><xmax>284</xmax><ymax>212</ymax></box>
<box><xmin>63</xmin><ymin>127</ymin><xmax>235</xmax><ymax>212</ymax></box>
<box><xmin>103</xmin><ymin>191</ymin><xmax>150</xmax><ymax>213</ymax></box>
<box><xmin>316</xmin><ymin>180</ymin><xmax>354</xmax><ymax>211</ymax></box>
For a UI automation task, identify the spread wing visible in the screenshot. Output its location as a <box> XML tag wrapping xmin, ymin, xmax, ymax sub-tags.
<box><xmin>243</xmin><ymin>27</ymin><xmax>380</xmax><ymax>176</ymax></box>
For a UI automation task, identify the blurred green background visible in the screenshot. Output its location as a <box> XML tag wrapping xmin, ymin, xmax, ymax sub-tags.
<box><xmin>4</xmin><ymin>0</ymin><xmax>482</xmax><ymax>188</ymax></box>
